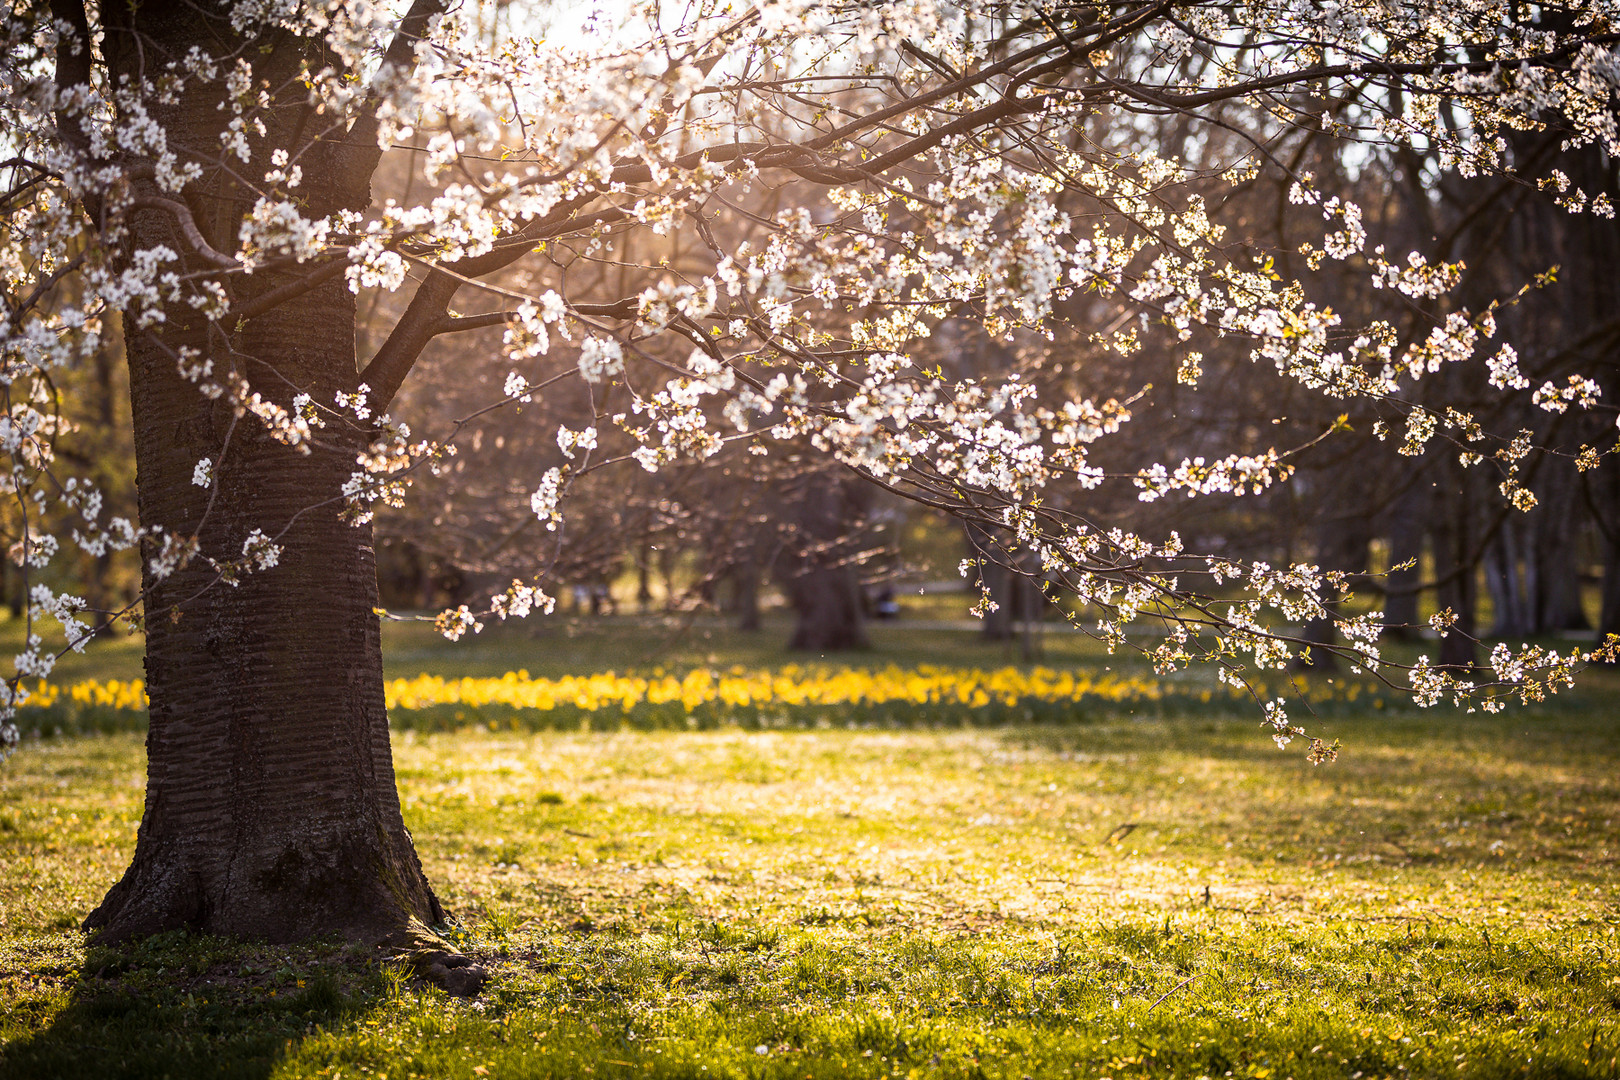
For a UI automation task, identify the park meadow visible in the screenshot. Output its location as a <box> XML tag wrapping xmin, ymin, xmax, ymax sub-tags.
<box><xmin>8</xmin><ymin>0</ymin><xmax>1620</xmax><ymax>1076</ymax></box>
<box><xmin>1</xmin><ymin>617</ymin><xmax>1616</xmax><ymax>1080</ymax></box>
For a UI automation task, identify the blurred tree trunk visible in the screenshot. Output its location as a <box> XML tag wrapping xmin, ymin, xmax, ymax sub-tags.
<box><xmin>1431</xmin><ymin>475</ymin><xmax>1480</xmax><ymax>672</ymax></box>
<box><xmin>784</xmin><ymin>473</ymin><xmax>869</xmax><ymax>651</ymax></box>
<box><xmin>1484</xmin><ymin>518</ymin><xmax>1531</xmax><ymax>638</ymax></box>
<box><xmin>1595</xmin><ymin>463</ymin><xmax>1620</xmax><ymax>651</ymax></box>
<box><xmin>964</xmin><ymin>522</ymin><xmax>1039</xmax><ymax>644</ymax></box>
<box><xmin>1382</xmin><ymin>482</ymin><xmax>1425</xmax><ymax>637</ymax></box>
<box><xmin>1531</xmin><ymin>459</ymin><xmax>1589</xmax><ymax>633</ymax></box>
<box><xmin>732</xmin><ymin>553</ymin><xmax>762</xmax><ymax>632</ymax></box>
<box><xmin>1602</xmin><ymin>537</ymin><xmax>1620</xmax><ymax>645</ymax></box>
<box><xmin>1295</xmin><ymin>514</ymin><xmax>1371</xmax><ymax>671</ymax></box>
<box><xmin>636</xmin><ymin>543</ymin><xmax>653</xmax><ymax>613</ymax></box>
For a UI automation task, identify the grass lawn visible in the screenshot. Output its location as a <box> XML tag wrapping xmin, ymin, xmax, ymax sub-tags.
<box><xmin>0</xmin><ymin>621</ymin><xmax>1617</xmax><ymax>1079</ymax></box>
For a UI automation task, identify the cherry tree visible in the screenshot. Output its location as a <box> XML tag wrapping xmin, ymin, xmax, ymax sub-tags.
<box><xmin>2</xmin><ymin>0</ymin><xmax>1617</xmax><ymax>944</ymax></box>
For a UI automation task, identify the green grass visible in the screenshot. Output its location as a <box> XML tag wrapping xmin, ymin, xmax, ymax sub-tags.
<box><xmin>1</xmin><ymin>622</ymin><xmax>1618</xmax><ymax>1078</ymax></box>
<box><xmin>3</xmin><ymin>704</ymin><xmax>1619</xmax><ymax>1076</ymax></box>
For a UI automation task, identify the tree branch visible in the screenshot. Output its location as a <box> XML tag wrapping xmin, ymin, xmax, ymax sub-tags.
<box><xmin>48</xmin><ymin>0</ymin><xmax>101</xmax><ymax>219</ymax></box>
<box><xmin>359</xmin><ymin>269</ymin><xmax>459</xmax><ymax>408</ymax></box>
<box><xmin>430</xmin><ymin>297</ymin><xmax>644</xmax><ymax>337</ymax></box>
<box><xmin>1110</xmin><ymin>33</ymin><xmax>1620</xmax><ymax>111</ymax></box>
<box><xmin>235</xmin><ymin>258</ymin><xmax>350</xmax><ymax>321</ymax></box>
<box><xmin>129</xmin><ymin>197</ymin><xmax>239</xmax><ymax>269</ymax></box>
<box><xmin>340</xmin><ymin>0</ymin><xmax>450</xmax><ymax>182</ymax></box>
<box><xmin>432</xmin><ymin>311</ymin><xmax>516</xmax><ymax>335</ymax></box>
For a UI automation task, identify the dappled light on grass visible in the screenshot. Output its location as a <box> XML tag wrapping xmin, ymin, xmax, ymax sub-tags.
<box><xmin>396</xmin><ymin>722</ymin><xmax>1616</xmax><ymax>932</ymax></box>
<box><xmin>3</xmin><ymin>704</ymin><xmax>1618</xmax><ymax>1078</ymax></box>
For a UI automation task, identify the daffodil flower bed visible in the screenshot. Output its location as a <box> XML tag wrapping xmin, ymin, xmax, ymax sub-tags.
<box><xmin>16</xmin><ymin>678</ymin><xmax>148</xmax><ymax>735</ymax></box>
<box><xmin>14</xmin><ymin>664</ymin><xmax>1397</xmax><ymax>738</ymax></box>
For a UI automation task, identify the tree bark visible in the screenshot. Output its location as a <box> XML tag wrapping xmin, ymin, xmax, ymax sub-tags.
<box><xmin>786</xmin><ymin>566</ymin><xmax>868</xmax><ymax>651</ymax></box>
<box><xmin>732</xmin><ymin>559</ymin><xmax>762</xmax><ymax>632</ymax></box>
<box><xmin>1530</xmin><ymin>460</ymin><xmax>1589</xmax><ymax>632</ymax></box>
<box><xmin>965</xmin><ymin>523</ymin><xmax>1015</xmax><ymax>642</ymax></box>
<box><xmin>1602</xmin><ymin>535</ymin><xmax>1620</xmax><ymax>645</ymax></box>
<box><xmin>83</xmin><ymin>2</ymin><xmax>442</xmax><ymax>944</ymax></box>
<box><xmin>636</xmin><ymin>543</ymin><xmax>654</xmax><ymax>614</ymax></box>
<box><xmin>1484</xmin><ymin>518</ymin><xmax>1530</xmax><ymax>638</ymax></box>
<box><xmin>1598</xmin><ymin>464</ymin><xmax>1620</xmax><ymax>649</ymax></box>
<box><xmin>963</xmin><ymin>522</ymin><xmax>1043</xmax><ymax>657</ymax></box>
<box><xmin>86</xmin><ymin>273</ymin><xmax>443</xmax><ymax>945</ymax></box>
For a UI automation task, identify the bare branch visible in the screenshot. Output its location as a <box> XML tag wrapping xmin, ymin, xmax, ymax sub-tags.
<box><xmin>235</xmin><ymin>258</ymin><xmax>350</xmax><ymax>321</ymax></box>
<box><xmin>129</xmin><ymin>197</ymin><xmax>239</xmax><ymax>269</ymax></box>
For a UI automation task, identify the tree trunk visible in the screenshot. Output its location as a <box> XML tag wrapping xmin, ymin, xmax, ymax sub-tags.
<box><xmin>786</xmin><ymin>566</ymin><xmax>868</xmax><ymax>651</ymax></box>
<box><xmin>1599</xmin><ymin>459</ymin><xmax>1620</xmax><ymax>647</ymax></box>
<box><xmin>1294</xmin><ymin>513</ymin><xmax>1370</xmax><ymax>672</ymax></box>
<box><xmin>1602</xmin><ymin>534</ymin><xmax>1620</xmax><ymax>644</ymax></box>
<box><xmin>86</xmin><ymin>272</ymin><xmax>443</xmax><ymax>945</ymax></box>
<box><xmin>1484</xmin><ymin>519</ymin><xmax>1530</xmax><ymax>638</ymax></box>
<box><xmin>84</xmin><ymin>6</ymin><xmax>442</xmax><ymax>943</ymax></box>
<box><xmin>3</xmin><ymin>560</ymin><xmax>23</xmax><ymax>619</ymax></box>
<box><xmin>964</xmin><ymin>522</ymin><xmax>1038</xmax><ymax>643</ymax></box>
<box><xmin>636</xmin><ymin>543</ymin><xmax>654</xmax><ymax>614</ymax></box>
<box><xmin>783</xmin><ymin>473</ymin><xmax>869</xmax><ymax>651</ymax></box>
<box><xmin>1381</xmin><ymin>483</ymin><xmax>1424</xmax><ymax>637</ymax></box>
<box><xmin>733</xmin><ymin>560</ymin><xmax>762</xmax><ymax>632</ymax></box>
<box><xmin>1431</xmin><ymin>481</ymin><xmax>1480</xmax><ymax>673</ymax></box>
<box><xmin>978</xmin><ymin>559</ymin><xmax>1014</xmax><ymax>641</ymax></box>
<box><xmin>1530</xmin><ymin>461</ymin><xmax>1589</xmax><ymax>632</ymax></box>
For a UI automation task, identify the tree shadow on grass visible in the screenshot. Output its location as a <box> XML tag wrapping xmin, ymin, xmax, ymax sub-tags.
<box><xmin>0</xmin><ymin>931</ymin><xmax>392</xmax><ymax>1080</ymax></box>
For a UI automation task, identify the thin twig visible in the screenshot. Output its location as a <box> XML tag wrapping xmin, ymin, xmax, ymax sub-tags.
<box><xmin>1144</xmin><ymin>973</ymin><xmax>1199</xmax><ymax>1014</ymax></box>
